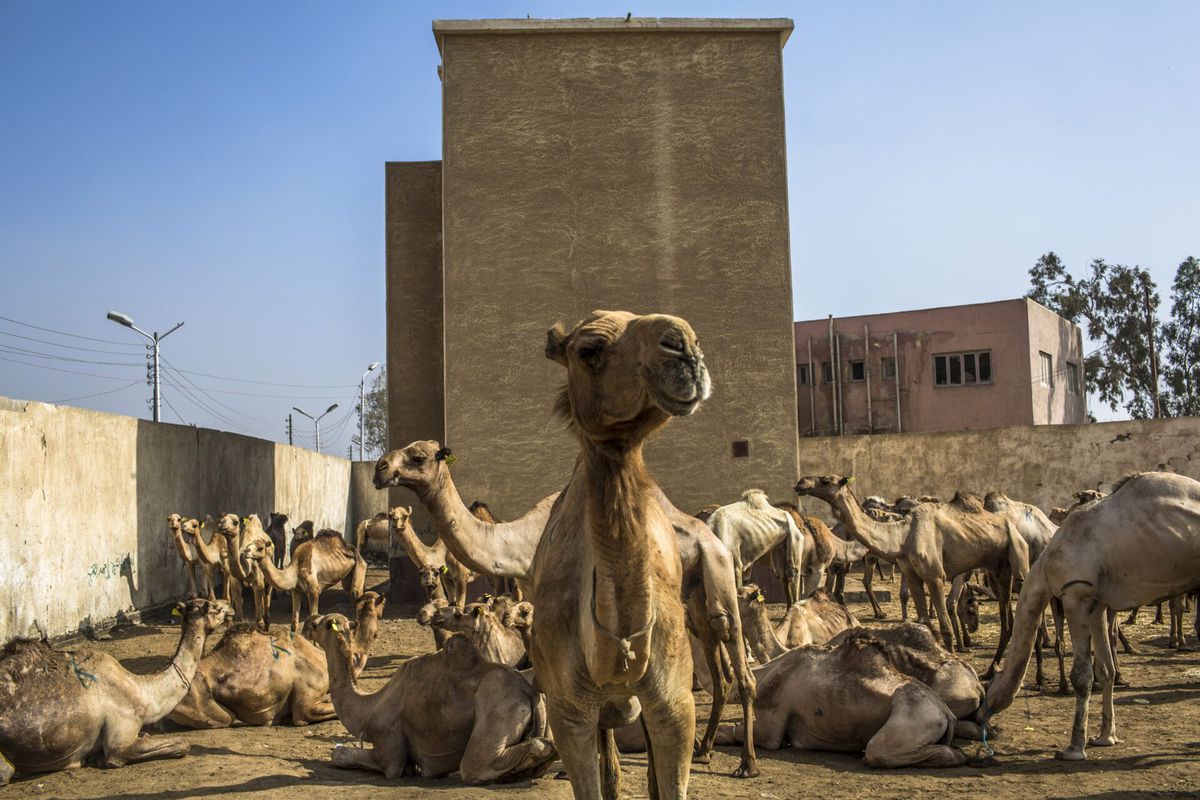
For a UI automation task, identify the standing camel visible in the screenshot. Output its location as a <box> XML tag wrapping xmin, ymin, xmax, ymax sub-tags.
<box><xmin>705</xmin><ymin>490</ymin><xmax>818</xmax><ymax>604</ymax></box>
<box><xmin>180</xmin><ymin>517</ymin><xmax>235</xmax><ymax>608</ymax></box>
<box><xmin>983</xmin><ymin>472</ymin><xmax>1200</xmax><ymax>761</ymax></box>
<box><xmin>216</xmin><ymin>514</ymin><xmax>275</xmax><ymax>630</ymax></box>
<box><xmin>389</xmin><ymin>504</ymin><xmax>473</xmax><ymax>605</ymax></box>
<box><xmin>795</xmin><ymin>476</ymin><xmax>1029</xmax><ymax>659</ymax></box>
<box><xmin>242</xmin><ymin>530</ymin><xmax>366</xmax><ymax>632</ymax></box>
<box><xmin>167</xmin><ymin>514</ymin><xmax>200</xmax><ymax>597</ymax></box>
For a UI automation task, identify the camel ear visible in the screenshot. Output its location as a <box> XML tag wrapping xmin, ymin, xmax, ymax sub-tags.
<box><xmin>171</xmin><ymin>602</ymin><xmax>185</xmax><ymax>618</ymax></box>
<box><xmin>374</xmin><ymin>595</ymin><xmax>386</xmax><ymax>608</ymax></box>
<box><xmin>472</xmin><ymin>605</ymin><xmax>485</xmax><ymax>617</ymax></box>
<box><xmin>839</xmin><ymin>476</ymin><xmax>854</xmax><ymax>486</ymax></box>
<box><xmin>545</xmin><ymin>324</ymin><xmax>568</xmax><ymax>365</ymax></box>
<box><xmin>405</xmin><ymin>506</ymin><xmax>412</xmax><ymax>516</ymax></box>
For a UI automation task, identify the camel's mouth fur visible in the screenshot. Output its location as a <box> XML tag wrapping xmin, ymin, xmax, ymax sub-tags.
<box><xmin>649</xmin><ymin>352</ymin><xmax>711</xmax><ymax>417</ymax></box>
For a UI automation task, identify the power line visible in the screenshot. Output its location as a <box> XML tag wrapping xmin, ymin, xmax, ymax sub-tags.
<box><xmin>161</xmin><ymin>393</ymin><xmax>190</xmax><ymax>425</ymax></box>
<box><xmin>170</xmin><ymin>366</ymin><xmax>357</xmax><ymax>390</ymax></box>
<box><xmin>161</xmin><ymin>357</ymin><xmax>272</xmax><ymax>423</ymax></box>
<box><xmin>0</xmin><ymin>343</ymin><xmax>145</xmax><ymax>367</ymax></box>
<box><xmin>0</xmin><ymin>329</ymin><xmax>146</xmax><ymax>356</ymax></box>
<box><xmin>0</xmin><ymin>314</ymin><xmax>143</xmax><ymax>347</ymax></box>
<box><xmin>49</xmin><ymin>381</ymin><xmax>143</xmax><ymax>404</ymax></box>
<box><xmin>0</xmin><ymin>354</ymin><xmax>142</xmax><ymax>381</ymax></box>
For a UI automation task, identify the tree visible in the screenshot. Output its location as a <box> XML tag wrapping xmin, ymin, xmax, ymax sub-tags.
<box><xmin>1163</xmin><ymin>257</ymin><xmax>1200</xmax><ymax>417</ymax></box>
<box><xmin>1026</xmin><ymin>253</ymin><xmax>1164</xmax><ymax>419</ymax></box>
<box><xmin>351</xmin><ymin>368</ymin><xmax>387</xmax><ymax>460</ymax></box>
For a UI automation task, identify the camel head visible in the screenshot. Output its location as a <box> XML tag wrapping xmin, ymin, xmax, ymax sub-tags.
<box><xmin>957</xmin><ymin>585</ymin><xmax>983</xmax><ymax>634</ymax></box>
<box><xmin>416</xmin><ymin>598</ymin><xmax>449</xmax><ymax>627</ymax></box>
<box><xmin>1048</xmin><ymin>507</ymin><xmax>1069</xmax><ymax>525</ymax></box>
<box><xmin>468</xmin><ymin>500</ymin><xmax>498</xmax><ymax>523</ymax></box>
<box><xmin>180</xmin><ymin>518</ymin><xmax>202</xmax><ymax>538</ymax></box>
<box><xmin>173</xmin><ymin>598</ymin><xmax>235</xmax><ymax>633</ymax></box>
<box><xmin>305</xmin><ymin>613</ymin><xmax>355</xmax><ymax>657</ymax></box>
<box><xmin>215</xmin><ymin>513</ymin><xmax>241</xmax><ymax>539</ymax></box>
<box><xmin>241</xmin><ymin>539</ymin><xmax>271</xmax><ymax>562</ymax></box>
<box><xmin>1074</xmin><ymin>489</ymin><xmax>1106</xmax><ymax>503</ymax></box>
<box><xmin>418</xmin><ymin>563</ymin><xmax>446</xmax><ymax>593</ymax></box>
<box><xmin>387</xmin><ymin>505</ymin><xmax>412</xmax><ymax>531</ymax></box>
<box><xmin>545</xmin><ymin>309</ymin><xmax>711</xmax><ymax>445</ymax></box>
<box><xmin>374</xmin><ymin>441</ymin><xmax>452</xmax><ymax>492</ymax></box>
<box><xmin>501</xmin><ymin>600</ymin><xmax>535</xmax><ymax>630</ymax></box>
<box><xmin>167</xmin><ymin>512</ymin><xmax>184</xmax><ymax>532</ymax></box>
<box><xmin>735</xmin><ymin>583</ymin><xmax>768</xmax><ymax>619</ymax></box>
<box><xmin>794</xmin><ymin>475</ymin><xmax>854</xmax><ymax>504</ymax></box>
<box><xmin>267</xmin><ymin>511</ymin><xmax>288</xmax><ymax>531</ymax></box>
<box><xmin>350</xmin><ymin>591</ymin><xmax>385</xmax><ymax>676</ymax></box>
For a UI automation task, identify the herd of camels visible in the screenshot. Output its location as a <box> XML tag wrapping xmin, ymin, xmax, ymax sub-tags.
<box><xmin>3</xmin><ymin>309</ymin><xmax>1200</xmax><ymax>799</ymax></box>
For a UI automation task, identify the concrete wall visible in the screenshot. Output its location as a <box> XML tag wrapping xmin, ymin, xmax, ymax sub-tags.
<box><xmin>434</xmin><ymin>19</ymin><xmax>799</xmax><ymax>515</ymax></box>
<box><xmin>795</xmin><ymin>298</ymin><xmax>1085</xmax><ymax>436</ymax></box>
<box><xmin>0</xmin><ymin>396</ymin><xmax>351</xmax><ymax>642</ymax></box>
<box><xmin>792</xmin><ymin>416</ymin><xmax>1200</xmax><ymax>521</ymax></box>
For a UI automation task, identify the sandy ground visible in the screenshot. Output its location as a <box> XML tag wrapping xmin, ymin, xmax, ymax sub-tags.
<box><xmin>5</xmin><ymin>567</ymin><xmax>1200</xmax><ymax>799</ymax></box>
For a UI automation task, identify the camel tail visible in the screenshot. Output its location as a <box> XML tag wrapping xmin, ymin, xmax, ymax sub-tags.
<box><xmin>982</xmin><ymin>558</ymin><xmax>1051</xmax><ymax>720</ymax></box>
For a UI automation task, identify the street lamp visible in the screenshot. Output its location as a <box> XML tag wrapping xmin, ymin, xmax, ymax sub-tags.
<box><xmin>292</xmin><ymin>403</ymin><xmax>339</xmax><ymax>453</ymax></box>
<box><xmin>106</xmin><ymin>310</ymin><xmax>184</xmax><ymax>422</ymax></box>
<box><xmin>358</xmin><ymin>361</ymin><xmax>381</xmax><ymax>460</ymax></box>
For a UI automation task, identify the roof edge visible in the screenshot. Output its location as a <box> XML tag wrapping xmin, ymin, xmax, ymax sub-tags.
<box><xmin>432</xmin><ymin>17</ymin><xmax>794</xmax><ymax>53</ymax></box>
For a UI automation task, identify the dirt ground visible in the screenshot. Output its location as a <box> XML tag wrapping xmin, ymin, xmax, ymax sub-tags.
<box><xmin>6</xmin><ymin>567</ymin><xmax>1200</xmax><ymax>799</ymax></box>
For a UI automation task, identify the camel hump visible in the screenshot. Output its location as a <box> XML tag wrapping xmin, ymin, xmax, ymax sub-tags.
<box><xmin>1109</xmin><ymin>472</ymin><xmax>1148</xmax><ymax>494</ymax></box>
<box><xmin>949</xmin><ymin>491</ymin><xmax>985</xmax><ymax>513</ymax></box>
<box><xmin>983</xmin><ymin>492</ymin><xmax>1009</xmax><ymax>512</ymax></box>
<box><xmin>314</xmin><ymin>529</ymin><xmax>357</xmax><ymax>558</ymax></box>
<box><xmin>739</xmin><ymin>488</ymin><xmax>771</xmax><ymax>509</ymax></box>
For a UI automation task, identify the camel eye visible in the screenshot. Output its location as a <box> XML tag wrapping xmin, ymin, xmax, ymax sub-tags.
<box><xmin>577</xmin><ymin>339</ymin><xmax>605</xmax><ymax>363</ymax></box>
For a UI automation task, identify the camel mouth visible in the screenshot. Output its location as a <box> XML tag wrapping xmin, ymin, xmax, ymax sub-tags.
<box><xmin>652</xmin><ymin>357</ymin><xmax>711</xmax><ymax>417</ymax></box>
<box><xmin>373</xmin><ymin>472</ymin><xmax>399</xmax><ymax>490</ymax></box>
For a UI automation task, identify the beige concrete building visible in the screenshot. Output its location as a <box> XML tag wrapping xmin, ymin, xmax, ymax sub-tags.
<box><xmin>387</xmin><ymin>18</ymin><xmax>800</xmax><ymax>529</ymax></box>
<box><xmin>794</xmin><ymin>298</ymin><xmax>1088</xmax><ymax>437</ymax></box>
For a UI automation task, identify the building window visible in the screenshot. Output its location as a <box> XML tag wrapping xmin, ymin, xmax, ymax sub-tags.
<box><xmin>822</xmin><ymin>362</ymin><xmax>834</xmax><ymax>383</ymax></box>
<box><xmin>732</xmin><ymin>440</ymin><xmax>750</xmax><ymax>458</ymax></box>
<box><xmin>881</xmin><ymin>357</ymin><xmax>896</xmax><ymax>380</ymax></box>
<box><xmin>1066</xmin><ymin>361</ymin><xmax>1080</xmax><ymax>394</ymax></box>
<box><xmin>797</xmin><ymin>364</ymin><xmax>810</xmax><ymax>385</ymax></box>
<box><xmin>1039</xmin><ymin>351</ymin><xmax>1054</xmax><ymax>387</ymax></box>
<box><xmin>849</xmin><ymin>360</ymin><xmax>865</xmax><ymax>382</ymax></box>
<box><xmin>934</xmin><ymin>351</ymin><xmax>992</xmax><ymax>387</ymax></box>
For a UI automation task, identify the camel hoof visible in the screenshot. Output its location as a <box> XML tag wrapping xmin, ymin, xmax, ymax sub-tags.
<box><xmin>874</xmin><ymin>612</ymin><xmax>887</xmax><ymax>620</ymax></box>
<box><xmin>1054</xmin><ymin>747</ymin><xmax>1087</xmax><ymax>761</ymax></box>
<box><xmin>554</xmin><ymin>770</ymin><xmax>569</xmax><ymax>780</ymax></box>
<box><xmin>966</xmin><ymin>754</ymin><xmax>998</xmax><ymax>768</ymax></box>
<box><xmin>731</xmin><ymin>760</ymin><xmax>759</xmax><ymax>779</ymax></box>
<box><xmin>1088</xmin><ymin>735</ymin><xmax>1119</xmax><ymax>748</ymax></box>
<box><xmin>692</xmin><ymin>750</ymin><xmax>711</xmax><ymax>765</ymax></box>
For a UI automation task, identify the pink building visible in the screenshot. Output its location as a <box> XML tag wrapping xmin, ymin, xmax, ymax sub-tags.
<box><xmin>794</xmin><ymin>298</ymin><xmax>1087</xmax><ymax>436</ymax></box>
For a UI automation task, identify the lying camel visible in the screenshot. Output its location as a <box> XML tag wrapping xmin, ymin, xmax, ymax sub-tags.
<box><xmin>167</xmin><ymin>622</ymin><xmax>335</xmax><ymax>728</ymax></box>
<box><xmin>307</xmin><ymin>612</ymin><xmax>557</xmax><ymax>783</ymax></box>
<box><xmin>0</xmin><ymin>599</ymin><xmax>233</xmax><ymax>785</ymax></box>
<box><xmin>982</xmin><ymin>472</ymin><xmax>1200</xmax><ymax>761</ymax></box>
<box><xmin>715</xmin><ymin>635</ymin><xmax>967</xmax><ymax>768</ymax></box>
<box><xmin>736</xmin><ymin>585</ymin><xmax>858</xmax><ymax>662</ymax></box>
<box><xmin>501</xmin><ymin>600</ymin><xmax>535</xmax><ymax>654</ymax></box>
<box><xmin>431</xmin><ymin>603</ymin><xmax>526</xmax><ymax>667</ymax></box>
<box><xmin>243</xmin><ymin>529</ymin><xmax>367</xmax><ymax>632</ymax></box>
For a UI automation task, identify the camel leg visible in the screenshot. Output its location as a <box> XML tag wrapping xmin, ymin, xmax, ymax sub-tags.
<box><xmin>1055</xmin><ymin>593</ymin><xmax>1099</xmax><ymax>760</ymax></box>
<box><xmin>185</xmin><ymin>564</ymin><xmax>198</xmax><ymax>598</ymax></box>
<box><xmin>1051</xmin><ymin>598</ymin><xmax>1069</xmax><ymax>693</ymax></box>
<box><xmin>863</xmin><ymin>683</ymin><xmax>965</xmax><ymax>769</ymax></box>
<box><xmin>899</xmin><ymin>573</ymin><xmax>912</xmax><ymax>622</ymax></box>
<box><xmin>1088</xmin><ymin>608</ymin><xmax>1120</xmax><ymax>750</ymax></box>
<box><xmin>983</xmin><ymin>571</ymin><xmax>1015</xmax><ymax>681</ymax></box>
<box><xmin>640</xmin><ymin>685</ymin><xmax>695</xmax><ymax>800</ymax></box>
<box><xmin>546</xmin><ymin>702</ymin><xmax>602</xmax><ymax>800</ymax></box>
<box><xmin>459</xmin><ymin>692</ymin><xmax>556</xmax><ymax>784</ymax></box>
<box><xmin>946</xmin><ymin>576</ymin><xmax>967</xmax><ymax>652</ymax></box>
<box><xmin>169</xmin><ymin>690</ymin><xmax>238</xmax><ymax>729</ymax></box>
<box><xmin>1033</xmin><ymin>618</ymin><xmax>1051</xmax><ymax>691</ymax></box>
<box><xmin>103</xmin><ymin>726</ymin><xmax>190</xmax><ymax>767</ymax></box>
<box><xmin>926</xmin><ymin>577</ymin><xmax>954</xmax><ymax>652</ymax></box>
<box><xmin>1123</xmin><ymin>606</ymin><xmax>1140</xmax><ymax>625</ymax></box>
<box><xmin>1153</xmin><ymin>601</ymin><xmax>1164</xmax><ymax>625</ymax></box>
<box><xmin>290</xmin><ymin>590</ymin><xmax>304</xmax><ymax>634</ymax></box>
<box><xmin>599</xmin><ymin>729</ymin><xmax>620</xmax><ymax>800</ymax></box>
<box><xmin>862</xmin><ymin>561</ymin><xmax>884</xmax><ymax>619</ymax></box>
<box><xmin>294</xmin><ymin>695</ymin><xmax>337</xmax><ymax>725</ymax></box>
<box><xmin>1170</xmin><ymin>594</ymin><xmax>1185</xmax><ymax>649</ymax></box>
<box><xmin>690</xmin><ymin>614</ymin><xmax>727</xmax><ymax>765</ymax></box>
<box><xmin>330</xmin><ymin>743</ymin><xmax>404</xmax><ymax>779</ymax></box>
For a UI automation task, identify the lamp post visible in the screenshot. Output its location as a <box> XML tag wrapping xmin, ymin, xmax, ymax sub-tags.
<box><xmin>292</xmin><ymin>403</ymin><xmax>339</xmax><ymax>453</ymax></box>
<box><xmin>358</xmin><ymin>361</ymin><xmax>381</xmax><ymax>460</ymax></box>
<box><xmin>106</xmin><ymin>311</ymin><xmax>184</xmax><ymax>422</ymax></box>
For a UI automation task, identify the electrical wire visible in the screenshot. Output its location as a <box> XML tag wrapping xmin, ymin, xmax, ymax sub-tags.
<box><xmin>0</xmin><ymin>354</ymin><xmax>143</xmax><ymax>381</ymax></box>
<box><xmin>49</xmin><ymin>381</ymin><xmax>144</xmax><ymax>404</ymax></box>
<box><xmin>0</xmin><ymin>314</ymin><xmax>144</xmax><ymax>346</ymax></box>
<box><xmin>161</xmin><ymin>393</ymin><xmax>190</xmax><ymax>425</ymax></box>
<box><xmin>160</xmin><ymin>357</ymin><xmax>272</xmax><ymax>423</ymax></box>
<box><xmin>0</xmin><ymin>343</ymin><xmax>145</xmax><ymax>367</ymax></box>
<box><xmin>170</xmin><ymin>366</ymin><xmax>357</xmax><ymax>390</ymax></box>
<box><xmin>0</xmin><ymin>329</ymin><xmax>146</xmax><ymax>356</ymax></box>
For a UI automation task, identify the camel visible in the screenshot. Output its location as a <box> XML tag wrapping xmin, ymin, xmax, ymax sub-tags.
<box><xmin>769</xmin><ymin>502</ymin><xmax>837</xmax><ymax>604</ymax></box>
<box><xmin>501</xmin><ymin>600</ymin><xmax>536</xmax><ymax>654</ymax></box>
<box><xmin>306</xmin><ymin>612</ymin><xmax>557</xmax><ymax>783</ymax></box>
<box><xmin>430</xmin><ymin>603</ymin><xmax>526</xmax><ymax>667</ymax></box>
<box><xmin>983</xmin><ymin>472</ymin><xmax>1200</xmax><ymax>761</ymax></box>
<box><xmin>706</xmin><ymin>489</ymin><xmax>820</xmax><ymax>605</ymax></box>
<box><xmin>388</xmin><ymin>504</ymin><xmax>474</xmax><ymax>605</ymax></box>
<box><xmin>796</xmin><ymin>476</ymin><xmax>1029</xmax><ymax>661</ymax></box>
<box><xmin>242</xmin><ymin>529</ymin><xmax>366</xmax><ymax>632</ymax></box>
<box><xmin>714</xmin><ymin>635</ymin><xmax>967</xmax><ymax>768</ymax></box>
<box><xmin>0</xmin><ymin>599</ymin><xmax>233</xmax><ymax>785</ymax></box>
<box><xmin>469</xmin><ymin>501</ymin><xmax>522</xmax><ymax>598</ymax></box>
<box><xmin>216</xmin><ymin>513</ymin><xmax>275</xmax><ymax>629</ymax></box>
<box><xmin>350</xmin><ymin>591</ymin><xmax>387</xmax><ymax>675</ymax></box>
<box><xmin>179</xmin><ymin>518</ymin><xmax>226</xmax><ymax>603</ymax></box>
<box><xmin>290</xmin><ymin>520</ymin><xmax>316</xmax><ymax>556</ymax></box>
<box><xmin>167</xmin><ymin>513</ymin><xmax>200</xmax><ymax>597</ymax></box>
<box><xmin>736</xmin><ymin>585</ymin><xmax>858</xmax><ymax>662</ymax></box>
<box><xmin>264</xmin><ymin>512</ymin><xmax>289</xmax><ymax>568</ymax></box>
<box><xmin>417</xmin><ymin>598</ymin><xmax>453</xmax><ymax>650</ymax></box>
<box><xmin>825</xmin><ymin>523</ymin><xmax>886</xmax><ymax>618</ymax></box>
<box><xmin>355</xmin><ymin>512</ymin><xmax>390</xmax><ymax>561</ymax></box>
<box><xmin>374</xmin><ymin>438</ymin><xmax>759</xmax><ymax>780</ymax></box>
<box><xmin>167</xmin><ymin>622</ymin><xmax>336</xmax><ymax>728</ymax></box>
<box><xmin>525</xmin><ymin>309</ymin><xmax>713</xmax><ymax>799</ymax></box>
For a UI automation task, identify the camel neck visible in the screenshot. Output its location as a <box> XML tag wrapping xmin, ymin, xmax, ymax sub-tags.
<box><xmin>131</xmin><ymin>618</ymin><xmax>208</xmax><ymax>723</ymax></box>
<box><xmin>322</xmin><ymin>634</ymin><xmax>384</xmax><ymax>737</ymax></box>
<box><xmin>170</xmin><ymin>527</ymin><xmax>195</xmax><ymax>562</ymax></box>
<box><xmin>392</xmin><ymin>517</ymin><xmax>442</xmax><ymax>567</ymax></box>
<box><xmin>221</xmin><ymin>535</ymin><xmax>252</xmax><ymax>581</ymax></box>
<box><xmin>257</xmin><ymin>556</ymin><xmax>298</xmax><ymax>591</ymax></box>
<box><xmin>188</xmin><ymin>527</ymin><xmax>222</xmax><ymax>564</ymax></box>
<box><xmin>416</xmin><ymin>468</ymin><xmax>539</xmax><ymax>580</ymax></box>
<box><xmin>832</xmin><ymin>490</ymin><xmax>906</xmax><ymax>559</ymax></box>
<box><xmin>742</xmin><ymin>602</ymin><xmax>788</xmax><ymax>662</ymax></box>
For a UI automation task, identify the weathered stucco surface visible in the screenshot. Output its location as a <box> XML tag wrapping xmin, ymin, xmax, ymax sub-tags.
<box><xmin>436</xmin><ymin>22</ymin><xmax>800</xmax><ymax>516</ymax></box>
<box><xmin>793</xmin><ymin>416</ymin><xmax>1200</xmax><ymax>521</ymax></box>
<box><xmin>0</xmin><ymin>397</ymin><xmax>350</xmax><ymax>642</ymax></box>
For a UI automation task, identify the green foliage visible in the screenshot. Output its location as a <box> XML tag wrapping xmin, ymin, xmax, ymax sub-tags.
<box><xmin>1163</xmin><ymin>257</ymin><xmax>1200</xmax><ymax>416</ymax></box>
<box><xmin>351</xmin><ymin>368</ymin><xmax>387</xmax><ymax>460</ymax></box>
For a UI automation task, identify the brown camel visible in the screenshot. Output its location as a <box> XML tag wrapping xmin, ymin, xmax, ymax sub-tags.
<box><xmin>706</xmin><ymin>490</ymin><xmax>817</xmax><ymax>605</ymax></box>
<box><xmin>533</xmin><ymin>309</ymin><xmax>708</xmax><ymax>799</ymax></box>
<box><xmin>714</xmin><ymin>636</ymin><xmax>967</xmax><ymax>768</ymax></box>
<box><xmin>373</xmin><ymin>441</ymin><xmax>759</xmax><ymax>780</ymax></box>
<box><xmin>736</xmin><ymin>584</ymin><xmax>857</xmax><ymax>662</ymax></box>
<box><xmin>354</xmin><ymin>512</ymin><xmax>390</xmax><ymax>561</ymax></box>
<box><xmin>290</xmin><ymin>520</ymin><xmax>315</xmax><ymax>556</ymax></box>
<box><xmin>469</xmin><ymin>501</ymin><xmax>522</xmax><ymax>598</ymax></box>
<box><xmin>216</xmin><ymin>513</ymin><xmax>275</xmax><ymax>630</ymax></box>
<box><xmin>179</xmin><ymin>518</ymin><xmax>224</xmax><ymax>603</ymax></box>
<box><xmin>306</xmin><ymin>613</ymin><xmax>557</xmax><ymax>783</ymax></box>
<box><xmin>501</xmin><ymin>600</ymin><xmax>535</xmax><ymax>654</ymax></box>
<box><xmin>388</xmin><ymin>504</ymin><xmax>474</xmax><ymax>605</ymax></box>
<box><xmin>242</xmin><ymin>529</ymin><xmax>366</xmax><ymax>632</ymax></box>
<box><xmin>983</xmin><ymin>472</ymin><xmax>1200</xmax><ymax>761</ymax></box>
<box><xmin>417</xmin><ymin>598</ymin><xmax>453</xmax><ymax>650</ymax></box>
<box><xmin>167</xmin><ymin>622</ymin><xmax>336</xmax><ymax>728</ymax></box>
<box><xmin>796</xmin><ymin>476</ymin><xmax>1029</xmax><ymax>663</ymax></box>
<box><xmin>430</xmin><ymin>603</ymin><xmax>526</xmax><ymax>667</ymax></box>
<box><xmin>167</xmin><ymin>513</ymin><xmax>200</xmax><ymax>597</ymax></box>
<box><xmin>264</xmin><ymin>512</ymin><xmax>289</xmax><ymax>568</ymax></box>
<box><xmin>0</xmin><ymin>599</ymin><xmax>232</xmax><ymax>785</ymax></box>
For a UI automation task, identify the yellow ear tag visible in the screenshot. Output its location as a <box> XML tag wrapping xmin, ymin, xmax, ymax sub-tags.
<box><xmin>330</xmin><ymin>621</ymin><xmax>340</xmax><ymax>632</ymax></box>
<box><xmin>171</xmin><ymin>607</ymin><xmax>183</xmax><ymax>618</ymax></box>
<box><xmin>444</xmin><ymin>454</ymin><xmax>457</xmax><ymax>467</ymax></box>
<box><xmin>440</xmin><ymin>565</ymin><xmax>448</xmax><ymax>574</ymax></box>
<box><xmin>846</xmin><ymin>476</ymin><xmax>855</xmax><ymax>483</ymax></box>
<box><xmin>756</xmin><ymin>593</ymin><xmax>765</xmax><ymax>603</ymax></box>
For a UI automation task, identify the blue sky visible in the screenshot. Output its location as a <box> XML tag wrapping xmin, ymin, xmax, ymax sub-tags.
<box><xmin>2</xmin><ymin>1</ymin><xmax>1196</xmax><ymax>449</ymax></box>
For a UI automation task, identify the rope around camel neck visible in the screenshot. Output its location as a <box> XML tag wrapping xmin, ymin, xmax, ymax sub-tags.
<box><xmin>590</xmin><ymin>570</ymin><xmax>656</xmax><ymax>673</ymax></box>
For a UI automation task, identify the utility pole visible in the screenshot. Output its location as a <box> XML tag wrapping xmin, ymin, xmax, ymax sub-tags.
<box><xmin>106</xmin><ymin>311</ymin><xmax>184</xmax><ymax>422</ymax></box>
<box><xmin>285</xmin><ymin>414</ymin><xmax>293</xmax><ymax>446</ymax></box>
<box><xmin>358</xmin><ymin>362</ymin><xmax>381</xmax><ymax>460</ymax></box>
<box><xmin>1142</xmin><ymin>271</ymin><xmax>1162</xmax><ymax>418</ymax></box>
